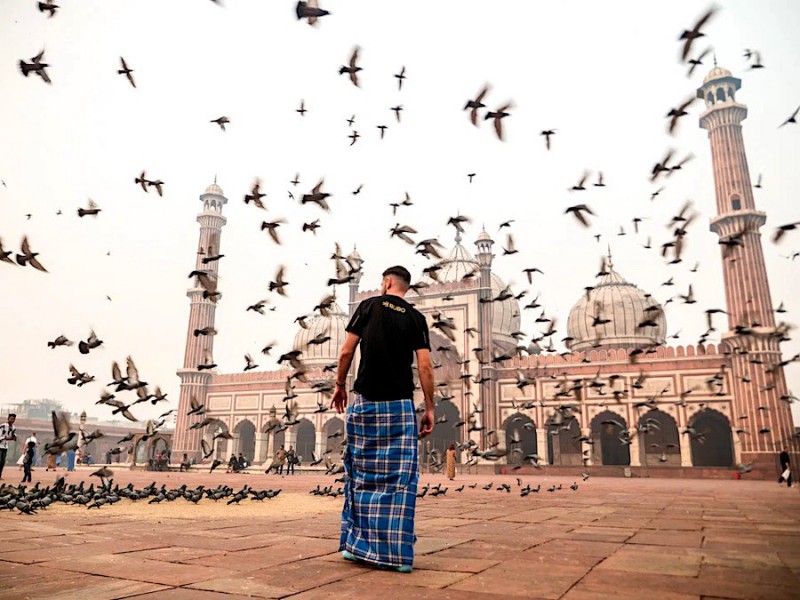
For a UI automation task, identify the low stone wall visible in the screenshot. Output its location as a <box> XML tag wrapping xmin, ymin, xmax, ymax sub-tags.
<box><xmin>493</xmin><ymin>464</ymin><xmax>746</xmax><ymax>480</ymax></box>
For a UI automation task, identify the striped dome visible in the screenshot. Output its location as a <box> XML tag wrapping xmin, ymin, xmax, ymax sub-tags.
<box><xmin>703</xmin><ymin>66</ymin><xmax>732</xmax><ymax>84</ymax></box>
<box><xmin>566</xmin><ymin>266</ymin><xmax>666</xmax><ymax>352</ymax></box>
<box><xmin>292</xmin><ymin>301</ymin><xmax>348</xmax><ymax>367</ymax></box>
<box><xmin>204</xmin><ymin>182</ymin><xmax>224</xmax><ymax>196</ymax></box>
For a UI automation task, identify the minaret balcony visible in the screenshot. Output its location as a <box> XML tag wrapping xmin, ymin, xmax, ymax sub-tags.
<box><xmin>710</xmin><ymin>210</ymin><xmax>766</xmax><ymax>236</ymax></box>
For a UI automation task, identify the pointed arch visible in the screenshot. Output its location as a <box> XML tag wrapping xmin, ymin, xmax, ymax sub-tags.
<box><xmin>233</xmin><ymin>419</ymin><xmax>256</xmax><ymax>463</ymax></box>
<box><xmin>590</xmin><ymin>410</ymin><xmax>631</xmax><ymax>466</ymax></box>
<box><xmin>689</xmin><ymin>408</ymin><xmax>734</xmax><ymax>467</ymax></box>
<box><xmin>546</xmin><ymin>414</ymin><xmax>582</xmax><ymax>466</ymax></box>
<box><xmin>203</xmin><ymin>419</ymin><xmax>230</xmax><ymax>461</ymax></box>
<box><xmin>503</xmin><ymin>413</ymin><xmax>536</xmax><ymax>465</ymax></box>
<box><xmin>638</xmin><ymin>409</ymin><xmax>681</xmax><ymax>466</ymax></box>
<box><xmin>425</xmin><ymin>400</ymin><xmax>461</xmax><ymax>463</ymax></box>
<box><xmin>294</xmin><ymin>418</ymin><xmax>316</xmax><ymax>464</ymax></box>
<box><xmin>323</xmin><ymin>417</ymin><xmax>345</xmax><ymax>460</ymax></box>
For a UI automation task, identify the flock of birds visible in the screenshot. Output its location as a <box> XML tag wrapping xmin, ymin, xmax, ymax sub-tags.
<box><xmin>3</xmin><ymin>0</ymin><xmax>800</xmax><ymax>479</ymax></box>
<box><xmin>0</xmin><ymin>472</ymin><xmax>587</xmax><ymax>515</ymax></box>
<box><xmin>1</xmin><ymin>460</ymin><xmax>589</xmax><ymax>517</ymax></box>
<box><xmin>0</xmin><ymin>476</ymin><xmax>283</xmax><ymax>515</ymax></box>
<box><xmin>415</xmin><ymin>477</ymin><xmax>583</xmax><ymax>499</ymax></box>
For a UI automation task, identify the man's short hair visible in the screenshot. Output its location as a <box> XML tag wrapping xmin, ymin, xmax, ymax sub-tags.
<box><xmin>8</xmin><ymin>413</ymin><xmax>16</xmax><ymax>418</ymax></box>
<box><xmin>382</xmin><ymin>265</ymin><xmax>411</xmax><ymax>288</ymax></box>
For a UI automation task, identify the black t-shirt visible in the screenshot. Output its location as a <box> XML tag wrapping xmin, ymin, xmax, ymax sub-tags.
<box><xmin>346</xmin><ymin>294</ymin><xmax>431</xmax><ymax>401</ymax></box>
<box><xmin>780</xmin><ymin>451</ymin><xmax>790</xmax><ymax>468</ymax></box>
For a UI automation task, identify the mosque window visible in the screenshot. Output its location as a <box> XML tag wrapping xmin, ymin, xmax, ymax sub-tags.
<box><xmin>730</xmin><ymin>195</ymin><xmax>741</xmax><ymax>210</ymax></box>
<box><xmin>727</xmin><ymin>87</ymin><xmax>735</xmax><ymax>100</ymax></box>
<box><xmin>707</xmin><ymin>92</ymin><xmax>714</xmax><ymax>105</ymax></box>
<box><xmin>716</xmin><ymin>88</ymin><xmax>726</xmax><ymax>103</ymax></box>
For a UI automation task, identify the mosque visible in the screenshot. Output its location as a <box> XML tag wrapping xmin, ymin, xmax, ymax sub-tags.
<box><xmin>172</xmin><ymin>66</ymin><xmax>796</xmax><ymax>478</ymax></box>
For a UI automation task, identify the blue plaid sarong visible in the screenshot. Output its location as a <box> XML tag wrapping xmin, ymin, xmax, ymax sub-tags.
<box><xmin>339</xmin><ymin>394</ymin><xmax>419</xmax><ymax>568</ymax></box>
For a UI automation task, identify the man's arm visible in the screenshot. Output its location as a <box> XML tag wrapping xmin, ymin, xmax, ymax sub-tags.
<box><xmin>331</xmin><ymin>332</ymin><xmax>360</xmax><ymax>413</ymax></box>
<box><xmin>416</xmin><ymin>348</ymin><xmax>435</xmax><ymax>437</ymax></box>
<box><xmin>335</xmin><ymin>332</ymin><xmax>360</xmax><ymax>387</ymax></box>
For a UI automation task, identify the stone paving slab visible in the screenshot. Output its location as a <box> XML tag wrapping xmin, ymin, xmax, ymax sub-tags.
<box><xmin>0</xmin><ymin>538</ymin><xmax>167</xmax><ymax>564</ymax></box>
<box><xmin>46</xmin><ymin>553</ymin><xmax>240</xmax><ymax>586</ymax></box>
<box><xmin>0</xmin><ymin>561</ymin><xmax>169</xmax><ymax>600</ymax></box>
<box><xmin>2</xmin><ymin>470</ymin><xmax>800</xmax><ymax>599</ymax></box>
<box><xmin>448</xmin><ymin>559</ymin><xmax>591</xmax><ymax>599</ymax></box>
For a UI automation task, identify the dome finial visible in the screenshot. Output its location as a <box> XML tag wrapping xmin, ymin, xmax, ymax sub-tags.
<box><xmin>713</xmin><ymin>53</ymin><xmax>718</xmax><ymax>67</ymax></box>
<box><xmin>607</xmin><ymin>244</ymin><xmax>614</xmax><ymax>270</ymax></box>
<box><xmin>214</xmin><ymin>174</ymin><xmax>217</xmax><ymax>185</ymax></box>
<box><xmin>455</xmin><ymin>229</ymin><xmax>462</xmax><ymax>243</ymax></box>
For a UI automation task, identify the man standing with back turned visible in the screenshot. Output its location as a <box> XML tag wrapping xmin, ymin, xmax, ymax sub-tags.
<box><xmin>332</xmin><ymin>265</ymin><xmax>435</xmax><ymax>573</ymax></box>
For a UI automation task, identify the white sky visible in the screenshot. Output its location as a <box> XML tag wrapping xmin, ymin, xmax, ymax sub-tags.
<box><xmin>1</xmin><ymin>0</ymin><xmax>799</xmax><ymax>425</ymax></box>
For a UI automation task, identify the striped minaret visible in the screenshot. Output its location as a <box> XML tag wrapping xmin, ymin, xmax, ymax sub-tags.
<box><xmin>698</xmin><ymin>66</ymin><xmax>796</xmax><ymax>474</ymax></box>
<box><xmin>474</xmin><ymin>229</ymin><xmax>497</xmax><ymax>449</ymax></box>
<box><xmin>173</xmin><ymin>181</ymin><xmax>228</xmax><ymax>462</ymax></box>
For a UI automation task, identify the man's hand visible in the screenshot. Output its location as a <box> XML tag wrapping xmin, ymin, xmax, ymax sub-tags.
<box><xmin>419</xmin><ymin>408</ymin><xmax>434</xmax><ymax>438</ymax></box>
<box><xmin>331</xmin><ymin>385</ymin><xmax>348</xmax><ymax>414</ymax></box>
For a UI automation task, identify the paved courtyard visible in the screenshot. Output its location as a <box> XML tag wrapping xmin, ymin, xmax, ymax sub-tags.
<box><xmin>1</xmin><ymin>469</ymin><xmax>799</xmax><ymax>599</ymax></box>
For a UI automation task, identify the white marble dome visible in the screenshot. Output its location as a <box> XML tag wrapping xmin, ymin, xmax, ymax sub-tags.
<box><xmin>292</xmin><ymin>301</ymin><xmax>348</xmax><ymax>367</ymax></box>
<box><xmin>204</xmin><ymin>182</ymin><xmax>224</xmax><ymax>195</ymax></box>
<box><xmin>566</xmin><ymin>265</ymin><xmax>666</xmax><ymax>353</ymax></box>
<box><xmin>421</xmin><ymin>234</ymin><xmax>521</xmax><ymax>354</ymax></box>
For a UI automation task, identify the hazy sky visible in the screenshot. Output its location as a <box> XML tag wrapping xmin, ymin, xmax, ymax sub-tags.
<box><xmin>1</xmin><ymin>0</ymin><xmax>799</xmax><ymax>425</ymax></box>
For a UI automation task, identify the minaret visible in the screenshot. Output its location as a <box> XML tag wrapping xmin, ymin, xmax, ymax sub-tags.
<box><xmin>697</xmin><ymin>67</ymin><xmax>795</xmax><ymax>472</ymax></box>
<box><xmin>346</xmin><ymin>246</ymin><xmax>364</xmax><ymax>393</ymax></box>
<box><xmin>474</xmin><ymin>228</ymin><xmax>497</xmax><ymax>446</ymax></box>
<box><xmin>347</xmin><ymin>246</ymin><xmax>364</xmax><ymax>319</ymax></box>
<box><xmin>173</xmin><ymin>181</ymin><xmax>228</xmax><ymax>462</ymax></box>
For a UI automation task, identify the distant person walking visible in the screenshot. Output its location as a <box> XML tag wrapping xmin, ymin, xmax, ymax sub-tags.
<box><xmin>274</xmin><ymin>445</ymin><xmax>286</xmax><ymax>475</ymax></box>
<box><xmin>0</xmin><ymin>413</ymin><xmax>17</xmax><ymax>480</ymax></box>
<box><xmin>45</xmin><ymin>450</ymin><xmax>57</xmax><ymax>471</ymax></box>
<box><xmin>778</xmin><ymin>447</ymin><xmax>792</xmax><ymax>487</ymax></box>
<box><xmin>25</xmin><ymin>432</ymin><xmax>38</xmax><ymax>465</ymax></box>
<box><xmin>332</xmin><ymin>265</ymin><xmax>435</xmax><ymax>573</ymax></box>
<box><xmin>21</xmin><ymin>440</ymin><xmax>35</xmax><ymax>483</ymax></box>
<box><xmin>446</xmin><ymin>443</ymin><xmax>457</xmax><ymax>480</ymax></box>
<box><xmin>286</xmin><ymin>446</ymin><xmax>297</xmax><ymax>475</ymax></box>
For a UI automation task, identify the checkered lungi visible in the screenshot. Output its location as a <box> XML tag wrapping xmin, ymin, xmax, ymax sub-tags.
<box><xmin>339</xmin><ymin>394</ymin><xmax>419</xmax><ymax>568</ymax></box>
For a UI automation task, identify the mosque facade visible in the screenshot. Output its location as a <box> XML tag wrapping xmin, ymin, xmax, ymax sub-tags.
<box><xmin>172</xmin><ymin>66</ymin><xmax>796</xmax><ymax>478</ymax></box>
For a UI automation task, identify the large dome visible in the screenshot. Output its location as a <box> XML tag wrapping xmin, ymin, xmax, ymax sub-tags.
<box><xmin>421</xmin><ymin>233</ymin><xmax>521</xmax><ymax>353</ymax></box>
<box><xmin>566</xmin><ymin>264</ymin><xmax>666</xmax><ymax>353</ymax></box>
<box><xmin>292</xmin><ymin>301</ymin><xmax>348</xmax><ymax>368</ymax></box>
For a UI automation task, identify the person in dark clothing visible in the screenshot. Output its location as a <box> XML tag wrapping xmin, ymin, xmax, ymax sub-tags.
<box><xmin>179</xmin><ymin>453</ymin><xmax>191</xmax><ymax>472</ymax></box>
<box><xmin>227</xmin><ymin>454</ymin><xmax>238</xmax><ymax>473</ymax></box>
<box><xmin>22</xmin><ymin>440</ymin><xmax>35</xmax><ymax>483</ymax></box>
<box><xmin>778</xmin><ymin>448</ymin><xmax>792</xmax><ymax>487</ymax></box>
<box><xmin>285</xmin><ymin>446</ymin><xmax>297</xmax><ymax>475</ymax></box>
<box><xmin>332</xmin><ymin>265</ymin><xmax>435</xmax><ymax>573</ymax></box>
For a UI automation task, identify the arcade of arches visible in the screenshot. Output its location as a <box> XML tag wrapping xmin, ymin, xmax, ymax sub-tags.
<box><xmin>537</xmin><ymin>408</ymin><xmax>733</xmax><ymax>469</ymax></box>
<box><xmin>193</xmin><ymin>407</ymin><xmax>735</xmax><ymax>469</ymax></box>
